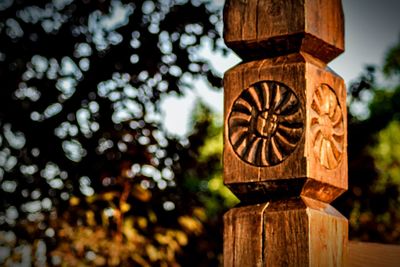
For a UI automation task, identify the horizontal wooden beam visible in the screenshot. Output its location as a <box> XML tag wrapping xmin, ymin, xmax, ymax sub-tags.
<box><xmin>348</xmin><ymin>241</ymin><xmax>400</xmax><ymax>267</ymax></box>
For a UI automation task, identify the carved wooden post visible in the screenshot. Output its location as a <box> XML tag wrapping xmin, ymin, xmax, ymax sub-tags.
<box><xmin>223</xmin><ymin>0</ymin><xmax>347</xmax><ymax>266</ymax></box>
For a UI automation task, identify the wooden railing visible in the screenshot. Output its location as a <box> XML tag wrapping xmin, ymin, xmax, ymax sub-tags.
<box><xmin>222</xmin><ymin>0</ymin><xmax>400</xmax><ymax>266</ymax></box>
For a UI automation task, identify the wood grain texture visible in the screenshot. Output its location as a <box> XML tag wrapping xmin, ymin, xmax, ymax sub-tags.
<box><xmin>223</xmin><ymin>53</ymin><xmax>347</xmax><ymax>203</ymax></box>
<box><xmin>224</xmin><ymin>203</ymin><xmax>267</xmax><ymax>267</ymax></box>
<box><xmin>223</xmin><ymin>198</ymin><xmax>348</xmax><ymax>266</ymax></box>
<box><xmin>223</xmin><ymin>0</ymin><xmax>344</xmax><ymax>62</ymax></box>
<box><xmin>305</xmin><ymin>197</ymin><xmax>348</xmax><ymax>267</ymax></box>
<box><xmin>304</xmin><ymin>60</ymin><xmax>348</xmax><ymax>195</ymax></box>
<box><xmin>263</xmin><ymin>200</ymin><xmax>309</xmax><ymax>266</ymax></box>
<box><xmin>347</xmin><ymin>242</ymin><xmax>400</xmax><ymax>267</ymax></box>
<box><xmin>222</xmin><ymin>1</ymin><xmax>348</xmax><ymax>266</ymax></box>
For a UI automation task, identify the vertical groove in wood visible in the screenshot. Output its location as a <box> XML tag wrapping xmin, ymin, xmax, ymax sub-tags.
<box><xmin>260</xmin><ymin>202</ymin><xmax>269</xmax><ymax>265</ymax></box>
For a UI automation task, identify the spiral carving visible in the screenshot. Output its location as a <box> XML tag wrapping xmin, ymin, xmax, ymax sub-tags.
<box><xmin>311</xmin><ymin>84</ymin><xmax>344</xmax><ymax>169</ymax></box>
<box><xmin>228</xmin><ymin>81</ymin><xmax>304</xmax><ymax>167</ymax></box>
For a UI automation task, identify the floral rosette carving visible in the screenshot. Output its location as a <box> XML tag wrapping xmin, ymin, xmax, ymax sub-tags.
<box><xmin>311</xmin><ymin>84</ymin><xmax>344</xmax><ymax>169</ymax></box>
<box><xmin>228</xmin><ymin>81</ymin><xmax>304</xmax><ymax>167</ymax></box>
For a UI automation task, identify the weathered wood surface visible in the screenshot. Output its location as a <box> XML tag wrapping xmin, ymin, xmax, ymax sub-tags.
<box><xmin>223</xmin><ymin>53</ymin><xmax>348</xmax><ymax>203</ymax></box>
<box><xmin>223</xmin><ymin>0</ymin><xmax>344</xmax><ymax>62</ymax></box>
<box><xmin>225</xmin><ymin>198</ymin><xmax>348</xmax><ymax>266</ymax></box>
<box><xmin>347</xmin><ymin>241</ymin><xmax>400</xmax><ymax>267</ymax></box>
<box><xmin>222</xmin><ymin>0</ymin><xmax>348</xmax><ymax>266</ymax></box>
<box><xmin>223</xmin><ymin>189</ymin><xmax>349</xmax><ymax>264</ymax></box>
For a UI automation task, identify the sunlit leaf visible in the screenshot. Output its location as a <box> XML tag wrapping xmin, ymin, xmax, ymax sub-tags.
<box><xmin>86</xmin><ymin>211</ymin><xmax>96</xmax><ymax>226</ymax></box>
<box><xmin>146</xmin><ymin>244</ymin><xmax>159</xmax><ymax>262</ymax></box>
<box><xmin>69</xmin><ymin>196</ymin><xmax>80</xmax><ymax>206</ymax></box>
<box><xmin>132</xmin><ymin>184</ymin><xmax>152</xmax><ymax>202</ymax></box>
<box><xmin>120</xmin><ymin>202</ymin><xmax>130</xmax><ymax>213</ymax></box>
<box><xmin>178</xmin><ymin>216</ymin><xmax>203</xmax><ymax>235</ymax></box>
<box><xmin>174</xmin><ymin>231</ymin><xmax>188</xmax><ymax>246</ymax></box>
<box><xmin>137</xmin><ymin>217</ymin><xmax>147</xmax><ymax>230</ymax></box>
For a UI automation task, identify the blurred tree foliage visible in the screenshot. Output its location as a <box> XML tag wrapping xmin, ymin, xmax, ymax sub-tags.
<box><xmin>333</xmin><ymin>37</ymin><xmax>400</xmax><ymax>244</ymax></box>
<box><xmin>0</xmin><ymin>0</ymin><xmax>237</xmax><ymax>266</ymax></box>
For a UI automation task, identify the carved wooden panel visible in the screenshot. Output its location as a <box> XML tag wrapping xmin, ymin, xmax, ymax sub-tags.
<box><xmin>223</xmin><ymin>57</ymin><xmax>347</xmax><ymax>202</ymax></box>
<box><xmin>228</xmin><ymin>81</ymin><xmax>304</xmax><ymax>167</ymax></box>
<box><xmin>311</xmin><ymin>84</ymin><xmax>344</xmax><ymax>169</ymax></box>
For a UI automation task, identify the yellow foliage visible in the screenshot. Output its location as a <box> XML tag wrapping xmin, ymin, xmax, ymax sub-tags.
<box><xmin>174</xmin><ymin>231</ymin><xmax>188</xmax><ymax>246</ymax></box>
<box><xmin>102</xmin><ymin>192</ymin><xmax>116</xmax><ymax>201</ymax></box>
<box><xmin>86</xmin><ymin>195</ymin><xmax>96</xmax><ymax>203</ymax></box>
<box><xmin>131</xmin><ymin>254</ymin><xmax>150</xmax><ymax>267</ymax></box>
<box><xmin>122</xmin><ymin>218</ymin><xmax>136</xmax><ymax>241</ymax></box>
<box><xmin>178</xmin><ymin>216</ymin><xmax>203</xmax><ymax>235</ymax></box>
<box><xmin>94</xmin><ymin>256</ymin><xmax>106</xmax><ymax>266</ymax></box>
<box><xmin>132</xmin><ymin>184</ymin><xmax>152</xmax><ymax>202</ymax></box>
<box><xmin>155</xmin><ymin>233</ymin><xmax>171</xmax><ymax>245</ymax></box>
<box><xmin>120</xmin><ymin>202</ymin><xmax>130</xmax><ymax>213</ymax></box>
<box><xmin>101</xmin><ymin>210</ymin><xmax>109</xmax><ymax>227</ymax></box>
<box><xmin>137</xmin><ymin>217</ymin><xmax>148</xmax><ymax>230</ymax></box>
<box><xmin>69</xmin><ymin>196</ymin><xmax>80</xmax><ymax>206</ymax></box>
<box><xmin>146</xmin><ymin>244</ymin><xmax>159</xmax><ymax>262</ymax></box>
<box><xmin>193</xmin><ymin>207</ymin><xmax>207</xmax><ymax>222</ymax></box>
<box><xmin>86</xmin><ymin>211</ymin><xmax>96</xmax><ymax>226</ymax></box>
<box><xmin>148</xmin><ymin>210</ymin><xmax>157</xmax><ymax>223</ymax></box>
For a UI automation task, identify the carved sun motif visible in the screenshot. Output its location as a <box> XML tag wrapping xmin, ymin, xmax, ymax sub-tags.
<box><xmin>228</xmin><ymin>81</ymin><xmax>304</xmax><ymax>167</ymax></box>
<box><xmin>311</xmin><ymin>84</ymin><xmax>344</xmax><ymax>169</ymax></box>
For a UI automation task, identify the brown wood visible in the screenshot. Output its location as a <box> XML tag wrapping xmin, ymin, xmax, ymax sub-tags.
<box><xmin>224</xmin><ymin>204</ymin><xmax>266</xmax><ymax>266</ymax></box>
<box><xmin>223</xmin><ymin>53</ymin><xmax>347</xmax><ymax>203</ymax></box>
<box><xmin>222</xmin><ymin>0</ymin><xmax>348</xmax><ymax>266</ymax></box>
<box><xmin>224</xmin><ymin>198</ymin><xmax>348</xmax><ymax>266</ymax></box>
<box><xmin>347</xmin><ymin>242</ymin><xmax>400</xmax><ymax>267</ymax></box>
<box><xmin>223</xmin><ymin>0</ymin><xmax>344</xmax><ymax>62</ymax></box>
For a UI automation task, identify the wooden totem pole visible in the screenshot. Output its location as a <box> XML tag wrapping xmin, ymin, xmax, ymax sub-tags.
<box><xmin>222</xmin><ymin>0</ymin><xmax>347</xmax><ymax>266</ymax></box>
